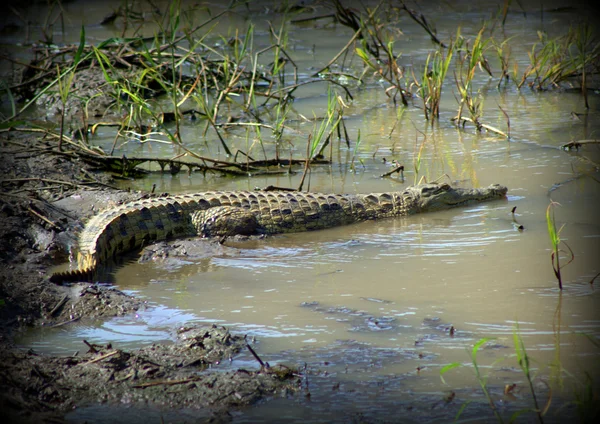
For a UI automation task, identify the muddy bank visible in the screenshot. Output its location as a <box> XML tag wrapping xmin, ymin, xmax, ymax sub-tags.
<box><xmin>2</xmin><ymin>325</ymin><xmax>297</xmax><ymax>423</ymax></box>
<box><xmin>0</xmin><ymin>134</ymin><xmax>298</xmax><ymax>423</ymax></box>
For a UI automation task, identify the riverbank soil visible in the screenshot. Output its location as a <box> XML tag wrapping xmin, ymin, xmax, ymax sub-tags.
<box><xmin>0</xmin><ymin>129</ymin><xmax>298</xmax><ymax>423</ymax></box>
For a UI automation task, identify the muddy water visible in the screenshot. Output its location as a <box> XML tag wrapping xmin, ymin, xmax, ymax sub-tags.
<box><xmin>13</xmin><ymin>0</ymin><xmax>600</xmax><ymax>421</ymax></box>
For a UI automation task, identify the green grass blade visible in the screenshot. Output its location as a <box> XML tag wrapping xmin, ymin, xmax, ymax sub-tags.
<box><xmin>455</xmin><ymin>400</ymin><xmax>472</xmax><ymax>421</ymax></box>
<box><xmin>73</xmin><ymin>25</ymin><xmax>86</xmax><ymax>65</ymax></box>
<box><xmin>546</xmin><ymin>203</ymin><xmax>559</xmax><ymax>247</ymax></box>
<box><xmin>440</xmin><ymin>362</ymin><xmax>462</xmax><ymax>385</ymax></box>
<box><xmin>472</xmin><ymin>337</ymin><xmax>491</xmax><ymax>357</ymax></box>
<box><xmin>0</xmin><ymin>120</ymin><xmax>26</xmax><ymax>129</ymax></box>
<box><xmin>0</xmin><ymin>80</ymin><xmax>17</xmax><ymax>117</ymax></box>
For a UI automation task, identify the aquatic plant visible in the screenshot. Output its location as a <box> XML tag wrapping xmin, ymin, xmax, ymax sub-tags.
<box><xmin>546</xmin><ymin>202</ymin><xmax>574</xmax><ymax>290</ymax></box>
<box><xmin>440</xmin><ymin>338</ymin><xmax>505</xmax><ymax>423</ymax></box>
<box><xmin>513</xmin><ymin>326</ymin><xmax>547</xmax><ymax>423</ymax></box>
<box><xmin>518</xmin><ymin>23</ymin><xmax>600</xmax><ymax>103</ymax></box>
<box><xmin>2</xmin><ymin>0</ymin><xmax>361</xmax><ymax>179</ymax></box>
<box><xmin>438</xmin><ymin>321</ymin><xmax>600</xmax><ymax>424</ymax></box>
<box><xmin>344</xmin><ymin>0</ymin><xmax>409</xmax><ymax>107</ymax></box>
<box><xmin>491</xmin><ymin>37</ymin><xmax>515</xmax><ymax>89</ymax></box>
<box><xmin>452</xmin><ymin>26</ymin><xmax>492</xmax><ymax>132</ymax></box>
<box><xmin>414</xmin><ymin>42</ymin><xmax>453</xmax><ymax>123</ymax></box>
<box><xmin>412</xmin><ymin>130</ymin><xmax>427</xmax><ymax>185</ymax></box>
<box><xmin>449</xmin><ymin>26</ymin><xmax>509</xmax><ymax>137</ymax></box>
<box><xmin>298</xmin><ymin>87</ymin><xmax>343</xmax><ymax>190</ymax></box>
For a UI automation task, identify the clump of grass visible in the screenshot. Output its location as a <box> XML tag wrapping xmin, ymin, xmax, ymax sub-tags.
<box><xmin>518</xmin><ymin>23</ymin><xmax>600</xmax><ymax>106</ymax></box>
<box><xmin>413</xmin><ymin>42</ymin><xmax>453</xmax><ymax>123</ymax></box>
<box><xmin>449</xmin><ymin>26</ymin><xmax>509</xmax><ymax>137</ymax></box>
<box><xmin>546</xmin><ymin>201</ymin><xmax>574</xmax><ymax>290</ymax></box>
<box><xmin>440</xmin><ymin>337</ymin><xmax>505</xmax><ymax>422</ymax></box>
<box><xmin>452</xmin><ymin>26</ymin><xmax>492</xmax><ymax>132</ymax></box>
<box><xmin>298</xmin><ymin>87</ymin><xmax>345</xmax><ymax>190</ymax></box>
<box><xmin>355</xmin><ymin>41</ymin><xmax>409</xmax><ymax>107</ymax></box>
<box><xmin>439</xmin><ymin>325</ymin><xmax>600</xmax><ymax>423</ymax></box>
<box><xmin>343</xmin><ymin>1</ymin><xmax>409</xmax><ymax>107</ymax></box>
<box><xmin>5</xmin><ymin>0</ymin><xmax>367</xmax><ymax>180</ymax></box>
<box><xmin>491</xmin><ymin>37</ymin><xmax>515</xmax><ymax>89</ymax></box>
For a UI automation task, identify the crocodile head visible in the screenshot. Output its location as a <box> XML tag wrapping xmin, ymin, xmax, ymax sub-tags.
<box><xmin>412</xmin><ymin>183</ymin><xmax>508</xmax><ymax>212</ymax></box>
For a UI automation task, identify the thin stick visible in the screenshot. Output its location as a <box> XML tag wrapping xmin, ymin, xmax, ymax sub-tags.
<box><xmin>246</xmin><ymin>343</ymin><xmax>267</xmax><ymax>368</ymax></box>
<box><xmin>1</xmin><ymin>177</ymin><xmax>80</xmax><ymax>187</ymax></box>
<box><xmin>82</xmin><ymin>350</ymin><xmax>119</xmax><ymax>365</ymax></box>
<box><xmin>452</xmin><ymin>117</ymin><xmax>508</xmax><ymax>137</ymax></box>
<box><xmin>297</xmin><ymin>135</ymin><xmax>312</xmax><ymax>191</ymax></box>
<box><xmin>49</xmin><ymin>295</ymin><xmax>69</xmax><ymax>316</ymax></box>
<box><xmin>132</xmin><ymin>377</ymin><xmax>200</xmax><ymax>388</ymax></box>
<box><xmin>51</xmin><ymin>317</ymin><xmax>80</xmax><ymax>327</ymax></box>
<box><xmin>380</xmin><ymin>164</ymin><xmax>404</xmax><ymax>178</ymax></box>
<box><xmin>262</xmin><ymin>185</ymin><xmax>296</xmax><ymax>192</ymax></box>
<box><xmin>400</xmin><ymin>2</ymin><xmax>446</xmax><ymax>48</ymax></box>
<box><xmin>312</xmin><ymin>29</ymin><xmax>362</xmax><ymax>77</ymax></box>
<box><xmin>290</xmin><ymin>14</ymin><xmax>336</xmax><ymax>24</ymax></box>
<box><xmin>561</xmin><ymin>139</ymin><xmax>600</xmax><ymax>150</ymax></box>
<box><xmin>26</xmin><ymin>206</ymin><xmax>61</xmax><ymax>230</ymax></box>
<box><xmin>83</xmin><ymin>340</ymin><xmax>99</xmax><ymax>354</ymax></box>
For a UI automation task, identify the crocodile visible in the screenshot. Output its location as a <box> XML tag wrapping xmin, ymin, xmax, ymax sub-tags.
<box><xmin>50</xmin><ymin>183</ymin><xmax>507</xmax><ymax>283</ymax></box>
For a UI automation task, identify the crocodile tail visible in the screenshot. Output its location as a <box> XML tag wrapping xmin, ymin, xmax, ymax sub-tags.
<box><xmin>49</xmin><ymin>252</ymin><xmax>97</xmax><ymax>284</ymax></box>
<box><xmin>49</xmin><ymin>267</ymin><xmax>95</xmax><ymax>284</ymax></box>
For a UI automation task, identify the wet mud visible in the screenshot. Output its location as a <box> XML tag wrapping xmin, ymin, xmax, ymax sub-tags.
<box><xmin>0</xmin><ymin>120</ymin><xmax>297</xmax><ymax>423</ymax></box>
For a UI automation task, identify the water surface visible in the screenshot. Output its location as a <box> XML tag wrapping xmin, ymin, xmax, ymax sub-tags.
<box><xmin>12</xmin><ymin>0</ymin><xmax>600</xmax><ymax>422</ymax></box>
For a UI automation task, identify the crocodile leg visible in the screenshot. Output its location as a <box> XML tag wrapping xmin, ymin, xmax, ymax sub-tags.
<box><xmin>190</xmin><ymin>206</ymin><xmax>261</xmax><ymax>237</ymax></box>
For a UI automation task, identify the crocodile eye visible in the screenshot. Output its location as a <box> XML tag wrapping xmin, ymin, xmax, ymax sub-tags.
<box><xmin>440</xmin><ymin>183</ymin><xmax>451</xmax><ymax>191</ymax></box>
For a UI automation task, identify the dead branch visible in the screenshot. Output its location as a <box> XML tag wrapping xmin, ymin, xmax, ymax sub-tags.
<box><xmin>561</xmin><ymin>139</ymin><xmax>600</xmax><ymax>150</ymax></box>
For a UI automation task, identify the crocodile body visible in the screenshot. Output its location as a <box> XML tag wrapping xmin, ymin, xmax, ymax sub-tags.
<box><xmin>50</xmin><ymin>183</ymin><xmax>507</xmax><ymax>282</ymax></box>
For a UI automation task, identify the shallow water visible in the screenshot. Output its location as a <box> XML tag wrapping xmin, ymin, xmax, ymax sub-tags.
<box><xmin>10</xmin><ymin>0</ymin><xmax>600</xmax><ymax>421</ymax></box>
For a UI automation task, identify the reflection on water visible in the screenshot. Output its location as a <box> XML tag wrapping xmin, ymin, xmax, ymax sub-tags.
<box><xmin>19</xmin><ymin>304</ymin><xmax>197</xmax><ymax>355</ymax></box>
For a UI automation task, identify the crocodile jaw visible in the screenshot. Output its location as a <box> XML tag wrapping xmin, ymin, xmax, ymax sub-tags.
<box><xmin>417</xmin><ymin>183</ymin><xmax>508</xmax><ymax>212</ymax></box>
